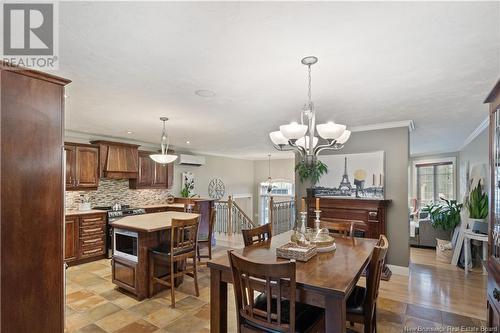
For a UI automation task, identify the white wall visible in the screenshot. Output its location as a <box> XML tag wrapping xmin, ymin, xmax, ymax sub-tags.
<box><xmin>172</xmin><ymin>154</ymin><xmax>255</xmax><ymax>200</ymax></box>
<box><xmin>458</xmin><ymin>128</ymin><xmax>489</xmax><ymax>200</ymax></box>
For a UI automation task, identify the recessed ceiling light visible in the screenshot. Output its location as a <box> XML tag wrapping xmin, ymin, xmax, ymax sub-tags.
<box><xmin>64</xmin><ymin>94</ymin><xmax>68</xmax><ymax>98</ymax></box>
<box><xmin>195</xmin><ymin>89</ymin><xmax>216</xmax><ymax>97</ymax></box>
<box><xmin>186</xmin><ymin>141</ymin><xmax>191</xmax><ymax>144</ymax></box>
<box><xmin>127</xmin><ymin>131</ymin><xmax>133</xmax><ymax>134</ymax></box>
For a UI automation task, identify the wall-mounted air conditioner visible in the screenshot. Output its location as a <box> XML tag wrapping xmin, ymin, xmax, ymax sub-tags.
<box><xmin>179</xmin><ymin>154</ymin><xmax>206</xmax><ymax>166</ymax></box>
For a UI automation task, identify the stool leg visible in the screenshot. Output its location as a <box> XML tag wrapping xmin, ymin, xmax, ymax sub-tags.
<box><xmin>193</xmin><ymin>255</ymin><xmax>200</xmax><ymax>297</ymax></box>
<box><xmin>170</xmin><ymin>261</ymin><xmax>176</xmax><ymax>308</ymax></box>
<box><xmin>483</xmin><ymin>240</ymin><xmax>488</xmax><ymax>275</ymax></box>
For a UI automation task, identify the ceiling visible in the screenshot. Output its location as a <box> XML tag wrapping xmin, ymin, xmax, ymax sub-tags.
<box><xmin>56</xmin><ymin>1</ymin><xmax>499</xmax><ymax>159</ymax></box>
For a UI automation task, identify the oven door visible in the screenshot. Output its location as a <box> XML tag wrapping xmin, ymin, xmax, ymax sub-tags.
<box><xmin>113</xmin><ymin>228</ymin><xmax>138</xmax><ymax>262</ymax></box>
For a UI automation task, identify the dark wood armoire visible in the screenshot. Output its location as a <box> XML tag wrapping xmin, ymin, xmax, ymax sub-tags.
<box><xmin>486</xmin><ymin>79</ymin><xmax>500</xmax><ymax>328</ymax></box>
<box><xmin>1</xmin><ymin>64</ymin><xmax>70</xmax><ymax>332</ymax></box>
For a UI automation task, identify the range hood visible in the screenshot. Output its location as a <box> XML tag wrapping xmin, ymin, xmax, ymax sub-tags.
<box><xmin>90</xmin><ymin>140</ymin><xmax>140</xmax><ymax>179</ymax></box>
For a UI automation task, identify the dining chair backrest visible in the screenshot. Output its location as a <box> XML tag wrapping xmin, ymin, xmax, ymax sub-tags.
<box><xmin>242</xmin><ymin>223</ymin><xmax>272</xmax><ymax>246</ymax></box>
<box><xmin>366</xmin><ymin>235</ymin><xmax>389</xmax><ymax>312</ymax></box>
<box><xmin>228</xmin><ymin>250</ymin><xmax>296</xmax><ymax>333</ymax></box>
<box><xmin>321</xmin><ymin>218</ymin><xmax>354</xmax><ymax>238</ymax></box>
<box><xmin>208</xmin><ymin>206</ymin><xmax>216</xmax><ymax>240</ymax></box>
<box><xmin>170</xmin><ymin>217</ymin><xmax>199</xmax><ymax>256</ymax></box>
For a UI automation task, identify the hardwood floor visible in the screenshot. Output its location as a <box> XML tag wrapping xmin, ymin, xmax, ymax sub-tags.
<box><xmin>377</xmin><ymin>247</ymin><xmax>486</xmax><ymax>320</ymax></box>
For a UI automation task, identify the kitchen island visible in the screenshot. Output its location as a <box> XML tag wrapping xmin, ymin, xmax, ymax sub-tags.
<box><xmin>110</xmin><ymin>211</ymin><xmax>200</xmax><ymax>300</ymax></box>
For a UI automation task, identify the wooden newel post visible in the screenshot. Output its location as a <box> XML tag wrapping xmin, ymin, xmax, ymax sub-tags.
<box><xmin>269</xmin><ymin>196</ymin><xmax>274</xmax><ymax>226</ymax></box>
<box><xmin>228</xmin><ymin>195</ymin><xmax>233</xmax><ymax>235</ymax></box>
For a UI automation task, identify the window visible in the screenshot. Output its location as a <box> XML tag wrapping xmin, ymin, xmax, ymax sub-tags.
<box><xmin>415</xmin><ymin>160</ymin><xmax>455</xmax><ymax>208</ymax></box>
<box><xmin>259</xmin><ymin>180</ymin><xmax>294</xmax><ymax>225</ymax></box>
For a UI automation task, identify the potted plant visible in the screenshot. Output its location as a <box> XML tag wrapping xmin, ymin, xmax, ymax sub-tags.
<box><xmin>422</xmin><ymin>198</ymin><xmax>463</xmax><ymax>263</ymax></box>
<box><xmin>422</xmin><ymin>198</ymin><xmax>463</xmax><ymax>239</ymax></box>
<box><xmin>466</xmin><ymin>180</ymin><xmax>488</xmax><ymax>233</ymax></box>
<box><xmin>295</xmin><ymin>159</ymin><xmax>328</xmax><ymax>186</ymax></box>
<box><xmin>180</xmin><ymin>177</ymin><xmax>196</xmax><ymax>198</ymax></box>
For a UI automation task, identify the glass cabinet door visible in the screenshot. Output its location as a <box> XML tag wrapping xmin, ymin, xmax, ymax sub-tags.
<box><xmin>493</xmin><ymin>109</ymin><xmax>500</xmax><ymax>258</ymax></box>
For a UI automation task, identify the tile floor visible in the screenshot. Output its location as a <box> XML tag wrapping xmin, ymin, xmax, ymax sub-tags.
<box><xmin>65</xmin><ymin>244</ymin><xmax>488</xmax><ymax>333</ymax></box>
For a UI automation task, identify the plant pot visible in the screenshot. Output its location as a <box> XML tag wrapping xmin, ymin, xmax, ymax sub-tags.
<box><xmin>469</xmin><ymin>217</ymin><xmax>487</xmax><ymax>234</ymax></box>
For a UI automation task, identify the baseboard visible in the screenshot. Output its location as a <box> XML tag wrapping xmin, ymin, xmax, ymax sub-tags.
<box><xmin>387</xmin><ymin>264</ymin><xmax>410</xmax><ymax>276</ymax></box>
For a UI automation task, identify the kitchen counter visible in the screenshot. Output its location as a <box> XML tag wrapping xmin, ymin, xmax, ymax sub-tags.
<box><xmin>111</xmin><ymin>211</ymin><xmax>200</xmax><ymax>232</ymax></box>
<box><xmin>140</xmin><ymin>203</ymin><xmax>185</xmax><ymax>209</ymax></box>
<box><xmin>65</xmin><ymin>209</ymin><xmax>106</xmax><ymax>216</ymax></box>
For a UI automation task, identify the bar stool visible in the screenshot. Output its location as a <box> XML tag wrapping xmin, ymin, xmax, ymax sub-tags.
<box><xmin>148</xmin><ymin>216</ymin><xmax>200</xmax><ymax>307</ymax></box>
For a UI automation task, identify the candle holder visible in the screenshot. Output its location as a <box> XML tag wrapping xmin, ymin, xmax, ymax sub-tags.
<box><xmin>300</xmin><ymin>211</ymin><xmax>308</xmax><ymax>234</ymax></box>
<box><xmin>314</xmin><ymin>210</ymin><xmax>321</xmax><ymax>230</ymax></box>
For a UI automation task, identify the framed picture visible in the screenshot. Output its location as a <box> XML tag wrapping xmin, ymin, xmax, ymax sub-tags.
<box><xmin>316</xmin><ymin>151</ymin><xmax>385</xmax><ymax>199</ymax></box>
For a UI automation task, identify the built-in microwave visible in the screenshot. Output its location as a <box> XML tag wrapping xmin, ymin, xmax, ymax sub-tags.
<box><xmin>113</xmin><ymin>228</ymin><xmax>138</xmax><ymax>262</ymax></box>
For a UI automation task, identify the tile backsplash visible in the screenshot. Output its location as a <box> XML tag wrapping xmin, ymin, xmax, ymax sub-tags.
<box><xmin>65</xmin><ymin>178</ymin><xmax>171</xmax><ymax>209</ymax></box>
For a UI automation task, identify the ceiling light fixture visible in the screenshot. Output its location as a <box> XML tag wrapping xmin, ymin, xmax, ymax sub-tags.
<box><xmin>269</xmin><ymin>56</ymin><xmax>350</xmax><ymax>166</ymax></box>
<box><xmin>267</xmin><ymin>154</ymin><xmax>273</xmax><ymax>194</ymax></box>
<box><xmin>127</xmin><ymin>131</ymin><xmax>133</xmax><ymax>134</ymax></box>
<box><xmin>195</xmin><ymin>89</ymin><xmax>216</xmax><ymax>97</ymax></box>
<box><xmin>150</xmin><ymin>117</ymin><xmax>178</xmax><ymax>164</ymax></box>
<box><xmin>186</xmin><ymin>141</ymin><xmax>191</xmax><ymax>144</ymax></box>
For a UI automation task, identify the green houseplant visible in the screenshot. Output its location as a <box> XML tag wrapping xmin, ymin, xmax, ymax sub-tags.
<box><xmin>422</xmin><ymin>198</ymin><xmax>463</xmax><ymax>232</ymax></box>
<box><xmin>466</xmin><ymin>180</ymin><xmax>488</xmax><ymax>220</ymax></box>
<box><xmin>295</xmin><ymin>159</ymin><xmax>328</xmax><ymax>185</ymax></box>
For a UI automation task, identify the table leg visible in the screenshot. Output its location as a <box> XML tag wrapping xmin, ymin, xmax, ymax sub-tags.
<box><xmin>483</xmin><ymin>240</ymin><xmax>488</xmax><ymax>275</ymax></box>
<box><xmin>210</xmin><ymin>268</ymin><xmax>227</xmax><ymax>333</ymax></box>
<box><xmin>325</xmin><ymin>295</ymin><xmax>346</xmax><ymax>333</ymax></box>
<box><xmin>464</xmin><ymin>236</ymin><xmax>469</xmax><ymax>274</ymax></box>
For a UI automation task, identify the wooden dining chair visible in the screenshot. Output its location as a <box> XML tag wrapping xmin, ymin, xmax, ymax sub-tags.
<box><xmin>148</xmin><ymin>217</ymin><xmax>200</xmax><ymax>307</ymax></box>
<box><xmin>242</xmin><ymin>223</ymin><xmax>272</xmax><ymax>246</ymax></box>
<box><xmin>321</xmin><ymin>218</ymin><xmax>355</xmax><ymax>238</ymax></box>
<box><xmin>346</xmin><ymin>235</ymin><xmax>389</xmax><ymax>333</ymax></box>
<box><xmin>228</xmin><ymin>250</ymin><xmax>325</xmax><ymax>333</ymax></box>
<box><xmin>197</xmin><ymin>207</ymin><xmax>216</xmax><ymax>262</ymax></box>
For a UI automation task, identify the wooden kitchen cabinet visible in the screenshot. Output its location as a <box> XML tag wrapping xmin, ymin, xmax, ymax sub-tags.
<box><xmin>65</xmin><ymin>216</ymin><xmax>79</xmax><ymax>262</ymax></box>
<box><xmin>65</xmin><ymin>212</ymin><xmax>107</xmax><ymax>266</ymax></box>
<box><xmin>130</xmin><ymin>150</ymin><xmax>174</xmax><ymax>189</ymax></box>
<box><xmin>65</xmin><ymin>142</ymin><xmax>99</xmax><ymax>190</ymax></box>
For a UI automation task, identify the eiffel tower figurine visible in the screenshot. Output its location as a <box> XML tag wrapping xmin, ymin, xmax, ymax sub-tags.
<box><xmin>338</xmin><ymin>157</ymin><xmax>352</xmax><ymax>194</ymax></box>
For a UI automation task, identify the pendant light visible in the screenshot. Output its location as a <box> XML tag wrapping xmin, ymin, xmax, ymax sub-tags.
<box><xmin>267</xmin><ymin>154</ymin><xmax>273</xmax><ymax>194</ymax></box>
<box><xmin>150</xmin><ymin>117</ymin><xmax>178</xmax><ymax>164</ymax></box>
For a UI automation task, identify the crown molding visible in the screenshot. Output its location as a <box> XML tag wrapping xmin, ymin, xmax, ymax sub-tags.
<box><xmin>65</xmin><ymin>129</ymin><xmax>159</xmax><ymax>151</ymax></box>
<box><xmin>350</xmin><ymin>120</ymin><xmax>415</xmax><ymax>133</ymax></box>
<box><xmin>458</xmin><ymin>116</ymin><xmax>489</xmax><ymax>151</ymax></box>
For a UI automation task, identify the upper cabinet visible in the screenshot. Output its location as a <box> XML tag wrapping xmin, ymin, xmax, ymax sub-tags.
<box><xmin>130</xmin><ymin>150</ymin><xmax>174</xmax><ymax>189</ymax></box>
<box><xmin>90</xmin><ymin>140</ymin><xmax>140</xmax><ymax>179</ymax></box>
<box><xmin>65</xmin><ymin>143</ymin><xmax>99</xmax><ymax>191</ymax></box>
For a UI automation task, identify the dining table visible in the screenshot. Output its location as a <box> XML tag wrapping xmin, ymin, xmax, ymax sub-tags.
<box><xmin>207</xmin><ymin>230</ymin><xmax>378</xmax><ymax>333</ymax></box>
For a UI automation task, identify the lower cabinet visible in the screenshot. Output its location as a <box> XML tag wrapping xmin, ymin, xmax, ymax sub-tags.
<box><xmin>65</xmin><ymin>213</ymin><xmax>107</xmax><ymax>265</ymax></box>
<box><xmin>65</xmin><ymin>216</ymin><xmax>79</xmax><ymax>261</ymax></box>
<box><xmin>112</xmin><ymin>257</ymin><xmax>137</xmax><ymax>294</ymax></box>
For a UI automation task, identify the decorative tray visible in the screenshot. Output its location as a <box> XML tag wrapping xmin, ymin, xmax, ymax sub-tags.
<box><xmin>276</xmin><ymin>242</ymin><xmax>317</xmax><ymax>262</ymax></box>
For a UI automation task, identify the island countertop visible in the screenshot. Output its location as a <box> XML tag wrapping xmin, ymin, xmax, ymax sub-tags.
<box><xmin>111</xmin><ymin>211</ymin><xmax>200</xmax><ymax>232</ymax></box>
<box><xmin>140</xmin><ymin>203</ymin><xmax>185</xmax><ymax>209</ymax></box>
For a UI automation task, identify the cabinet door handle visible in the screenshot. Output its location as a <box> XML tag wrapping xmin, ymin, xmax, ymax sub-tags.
<box><xmin>83</xmin><ymin>228</ymin><xmax>101</xmax><ymax>233</ymax></box>
<box><xmin>83</xmin><ymin>238</ymin><xmax>101</xmax><ymax>244</ymax></box>
<box><xmin>493</xmin><ymin>288</ymin><xmax>500</xmax><ymax>302</ymax></box>
<box><xmin>83</xmin><ymin>248</ymin><xmax>101</xmax><ymax>255</ymax></box>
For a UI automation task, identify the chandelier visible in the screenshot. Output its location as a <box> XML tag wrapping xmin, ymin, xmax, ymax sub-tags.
<box><xmin>150</xmin><ymin>117</ymin><xmax>178</xmax><ymax>164</ymax></box>
<box><xmin>269</xmin><ymin>56</ymin><xmax>350</xmax><ymax>165</ymax></box>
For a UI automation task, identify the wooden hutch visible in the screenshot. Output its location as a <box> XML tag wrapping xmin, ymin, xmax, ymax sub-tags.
<box><xmin>306</xmin><ymin>195</ymin><xmax>392</xmax><ymax>280</ymax></box>
<box><xmin>487</xmin><ymin>79</ymin><xmax>500</xmax><ymax>328</ymax></box>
